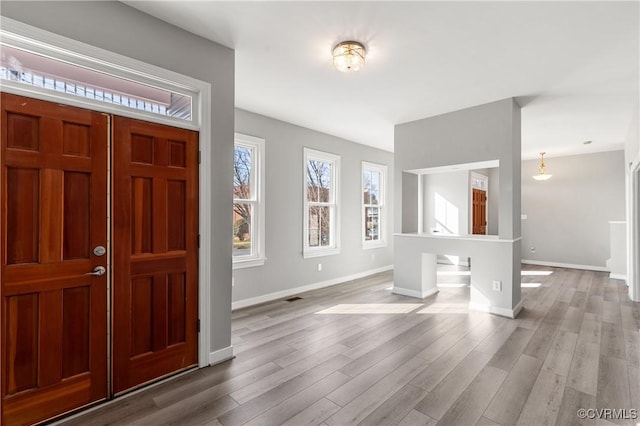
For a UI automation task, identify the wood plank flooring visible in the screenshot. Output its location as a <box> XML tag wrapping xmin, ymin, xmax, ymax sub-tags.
<box><xmin>58</xmin><ymin>265</ymin><xmax>640</xmax><ymax>426</ymax></box>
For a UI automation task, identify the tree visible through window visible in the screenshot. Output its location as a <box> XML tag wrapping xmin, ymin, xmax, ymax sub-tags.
<box><xmin>307</xmin><ymin>159</ymin><xmax>332</xmax><ymax>247</ymax></box>
<box><xmin>233</xmin><ymin>145</ymin><xmax>253</xmax><ymax>256</ymax></box>
<box><xmin>233</xmin><ymin>134</ymin><xmax>265</xmax><ymax>267</ymax></box>
<box><xmin>363</xmin><ymin>162</ymin><xmax>386</xmax><ymax>247</ymax></box>
<box><xmin>304</xmin><ymin>149</ymin><xmax>340</xmax><ymax>257</ymax></box>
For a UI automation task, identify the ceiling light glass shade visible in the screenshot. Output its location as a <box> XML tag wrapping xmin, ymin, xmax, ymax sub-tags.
<box><xmin>333</xmin><ymin>41</ymin><xmax>366</xmax><ymax>72</ymax></box>
<box><xmin>533</xmin><ymin>152</ymin><xmax>552</xmax><ymax>181</ymax></box>
<box><xmin>533</xmin><ymin>173</ymin><xmax>552</xmax><ymax>181</ymax></box>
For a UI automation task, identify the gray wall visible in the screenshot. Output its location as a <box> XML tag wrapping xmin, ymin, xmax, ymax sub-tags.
<box><xmin>395</xmin><ymin>98</ymin><xmax>521</xmax><ymax>240</ymax></box>
<box><xmin>2</xmin><ymin>1</ymin><xmax>235</xmax><ymax>353</ymax></box>
<box><xmin>234</xmin><ymin>109</ymin><xmax>394</xmax><ymax>303</ymax></box>
<box><xmin>626</xmin><ymin>106</ymin><xmax>639</xmax><ymax>166</ymax></box>
<box><xmin>401</xmin><ymin>173</ymin><xmax>419</xmax><ymax>233</ymax></box>
<box><xmin>487</xmin><ymin>167</ymin><xmax>500</xmax><ymax>235</ymax></box>
<box><xmin>521</xmin><ymin>150</ymin><xmax>625</xmax><ymax>268</ymax></box>
<box><xmin>395</xmin><ymin>98</ymin><xmax>522</xmax><ymax>311</ymax></box>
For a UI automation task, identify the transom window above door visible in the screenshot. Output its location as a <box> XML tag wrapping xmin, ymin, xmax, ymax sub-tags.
<box><xmin>1</xmin><ymin>45</ymin><xmax>192</xmax><ymax>120</ymax></box>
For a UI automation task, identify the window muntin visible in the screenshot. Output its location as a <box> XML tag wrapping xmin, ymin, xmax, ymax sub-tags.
<box><xmin>0</xmin><ymin>44</ymin><xmax>192</xmax><ymax>121</ymax></box>
<box><xmin>304</xmin><ymin>149</ymin><xmax>340</xmax><ymax>257</ymax></box>
<box><xmin>233</xmin><ymin>134</ymin><xmax>265</xmax><ymax>267</ymax></box>
<box><xmin>363</xmin><ymin>162</ymin><xmax>387</xmax><ymax>247</ymax></box>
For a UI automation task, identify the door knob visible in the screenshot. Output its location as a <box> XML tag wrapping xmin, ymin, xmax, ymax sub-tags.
<box><xmin>85</xmin><ymin>266</ymin><xmax>106</xmax><ymax>276</ymax></box>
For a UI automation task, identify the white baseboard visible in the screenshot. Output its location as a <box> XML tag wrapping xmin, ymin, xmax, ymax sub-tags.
<box><xmin>232</xmin><ymin>265</ymin><xmax>393</xmax><ymax>310</ymax></box>
<box><xmin>469</xmin><ymin>300</ymin><xmax>523</xmax><ymax>319</ymax></box>
<box><xmin>522</xmin><ymin>259</ymin><xmax>609</xmax><ymax>272</ymax></box>
<box><xmin>392</xmin><ymin>286</ymin><xmax>439</xmax><ymax>299</ymax></box>
<box><xmin>209</xmin><ymin>346</ymin><xmax>234</xmax><ymax>365</ymax></box>
<box><xmin>609</xmin><ymin>273</ymin><xmax>627</xmax><ymax>281</ymax></box>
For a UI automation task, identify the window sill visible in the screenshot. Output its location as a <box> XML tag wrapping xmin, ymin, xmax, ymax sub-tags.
<box><xmin>233</xmin><ymin>257</ymin><xmax>266</xmax><ymax>269</ymax></box>
<box><xmin>303</xmin><ymin>247</ymin><xmax>341</xmax><ymax>259</ymax></box>
<box><xmin>363</xmin><ymin>241</ymin><xmax>387</xmax><ymax>250</ymax></box>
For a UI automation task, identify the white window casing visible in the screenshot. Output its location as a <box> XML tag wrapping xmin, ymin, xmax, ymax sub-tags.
<box><xmin>362</xmin><ymin>161</ymin><xmax>387</xmax><ymax>249</ymax></box>
<box><xmin>233</xmin><ymin>133</ymin><xmax>266</xmax><ymax>269</ymax></box>
<box><xmin>304</xmin><ymin>148</ymin><xmax>340</xmax><ymax>258</ymax></box>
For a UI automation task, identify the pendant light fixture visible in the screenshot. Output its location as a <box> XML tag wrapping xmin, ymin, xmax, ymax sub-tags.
<box><xmin>533</xmin><ymin>152</ymin><xmax>552</xmax><ymax>181</ymax></box>
<box><xmin>333</xmin><ymin>41</ymin><xmax>366</xmax><ymax>72</ymax></box>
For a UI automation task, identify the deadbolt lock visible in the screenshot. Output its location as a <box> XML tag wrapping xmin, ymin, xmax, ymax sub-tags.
<box><xmin>93</xmin><ymin>245</ymin><xmax>106</xmax><ymax>256</ymax></box>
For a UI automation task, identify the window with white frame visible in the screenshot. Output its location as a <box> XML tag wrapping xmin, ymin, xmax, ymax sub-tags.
<box><xmin>233</xmin><ymin>134</ymin><xmax>265</xmax><ymax>268</ymax></box>
<box><xmin>304</xmin><ymin>148</ymin><xmax>340</xmax><ymax>257</ymax></box>
<box><xmin>0</xmin><ymin>39</ymin><xmax>194</xmax><ymax>122</ymax></box>
<box><xmin>362</xmin><ymin>162</ymin><xmax>387</xmax><ymax>247</ymax></box>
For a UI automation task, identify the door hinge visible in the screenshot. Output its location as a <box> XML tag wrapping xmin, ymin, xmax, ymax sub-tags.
<box><xmin>197</xmin><ymin>319</ymin><xmax>201</xmax><ymax>333</ymax></box>
<box><xmin>197</xmin><ymin>234</ymin><xmax>201</xmax><ymax>248</ymax></box>
<box><xmin>198</xmin><ymin>150</ymin><xmax>201</xmax><ymax>164</ymax></box>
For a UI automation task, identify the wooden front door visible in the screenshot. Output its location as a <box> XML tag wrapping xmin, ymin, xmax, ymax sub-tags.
<box><xmin>472</xmin><ymin>188</ymin><xmax>487</xmax><ymax>235</ymax></box>
<box><xmin>111</xmin><ymin>116</ymin><xmax>199</xmax><ymax>394</ymax></box>
<box><xmin>1</xmin><ymin>93</ymin><xmax>108</xmax><ymax>424</ymax></box>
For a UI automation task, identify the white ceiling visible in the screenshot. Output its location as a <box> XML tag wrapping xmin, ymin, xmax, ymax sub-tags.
<box><xmin>126</xmin><ymin>1</ymin><xmax>638</xmax><ymax>159</ymax></box>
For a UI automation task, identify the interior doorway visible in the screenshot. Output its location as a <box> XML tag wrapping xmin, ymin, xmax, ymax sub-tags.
<box><xmin>1</xmin><ymin>93</ymin><xmax>199</xmax><ymax>424</ymax></box>
<box><xmin>472</xmin><ymin>188</ymin><xmax>487</xmax><ymax>235</ymax></box>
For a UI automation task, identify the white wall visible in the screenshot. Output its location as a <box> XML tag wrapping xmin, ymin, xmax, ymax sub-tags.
<box><xmin>422</xmin><ymin>168</ymin><xmax>499</xmax><ymax>237</ymax></box>
<box><xmin>1</xmin><ymin>1</ymin><xmax>235</xmax><ymax>354</ymax></box>
<box><xmin>521</xmin><ymin>150</ymin><xmax>625</xmax><ymax>269</ymax></box>
<box><xmin>233</xmin><ymin>109</ymin><xmax>394</xmax><ymax>305</ymax></box>
<box><xmin>422</xmin><ymin>171</ymin><xmax>469</xmax><ymax>235</ymax></box>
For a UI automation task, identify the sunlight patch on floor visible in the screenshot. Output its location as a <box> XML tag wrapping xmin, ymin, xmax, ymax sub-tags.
<box><xmin>315</xmin><ymin>303</ymin><xmax>423</xmax><ymax>314</ymax></box>
<box><xmin>437</xmin><ymin>283</ymin><xmax>469</xmax><ymax>288</ymax></box>
<box><xmin>521</xmin><ymin>282</ymin><xmax>542</xmax><ymax>288</ymax></box>
<box><xmin>521</xmin><ymin>270</ymin><xmax>553</xmax><ymax>276</ymax></box>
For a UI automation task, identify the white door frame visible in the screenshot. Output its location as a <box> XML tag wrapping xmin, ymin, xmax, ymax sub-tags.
<box><xmin>629</xmin><ymin>157</ymin><xmax>640</xmax><ymax>302</ymax></box>
<box><xmin>0</xmin><ymin>17</ymin><xmax>213</xmax><ymax>368</ymax></box>
<box><xmin>469</xmin><ymin>171</ymin><xmax>489</xmax><ymax>234</ymax></box>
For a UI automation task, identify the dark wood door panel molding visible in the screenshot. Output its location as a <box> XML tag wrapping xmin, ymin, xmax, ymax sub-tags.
<box><xmin>1</xmin><ymin>93</ymin><xmax>108</xmax><ymax>425</ymax></box>
<box><xmin>112</xmin><ymin>116</ymin><xmax>199</xmax><ymax>394</ymax></box>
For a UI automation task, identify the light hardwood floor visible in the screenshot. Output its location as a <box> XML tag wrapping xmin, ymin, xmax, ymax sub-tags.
<box><xmin>59</xmin><ymin>265</ymin><xmax>640</xmax><ymax>426</ymax></box>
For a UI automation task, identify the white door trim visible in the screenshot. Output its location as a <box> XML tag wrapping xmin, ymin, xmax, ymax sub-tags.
<box><xmin>469</xmin><ymin>171</ymin><xmax>489</xmax><ymax>234</ymax></box>
<box><xmin>629</xmin><ymin>157</ymin><xmax>640</xmax><ymax>302</ymax></box>
<box><xmin>0</xmin><ymin>17</ymin><xmax>212</xmax><ymax>368</ymax></box>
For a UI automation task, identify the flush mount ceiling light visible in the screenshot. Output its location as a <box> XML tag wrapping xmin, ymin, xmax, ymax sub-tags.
<box><xmin>533</xmin><ymin>152</ymin><xmax>552</xmax><ymax>181</ymax></box>
<box><xmin>333</xmin><ymin>41</ymin><xmax>366</xmax><ymax>72</ymax></box>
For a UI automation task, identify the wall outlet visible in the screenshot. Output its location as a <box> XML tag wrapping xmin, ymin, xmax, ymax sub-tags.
<box><xmin>530</xmin><ymin>246</ymin><xmax>536</xmax><ymax>253</ymax></box>
<box><xmin>232</xmin><ymin>277</ymin><xmax>235</xmax><ymax>287</ymax></box>
<box><xmin>317</xmin><ymin>263</ymin><xmax>322</xmax><ymax>272</ymax></box>
<box><xmin>492</xmin><ymin>280</ymin><xmax>502</xmax><ymax>292</ymax></box>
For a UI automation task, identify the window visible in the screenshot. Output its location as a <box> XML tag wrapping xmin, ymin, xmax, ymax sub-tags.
<box><xmin>1</xmin><ymin>32</ymin><xmax>196</xmax><ymax>124</ymax></box>
<box><xmin>304</xmin><ymin>148</ymin><xmax>340</xmax><ymax>258</ymax></box>
<box><xmin>233</xmin><ymin>134</ymin><xmax>265</xmax><ymax>268</ymax></box>
<box><xmin>362</xmin><ymin>162</ymin><xmax>387</xmax><ymax>248</ymax></box>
